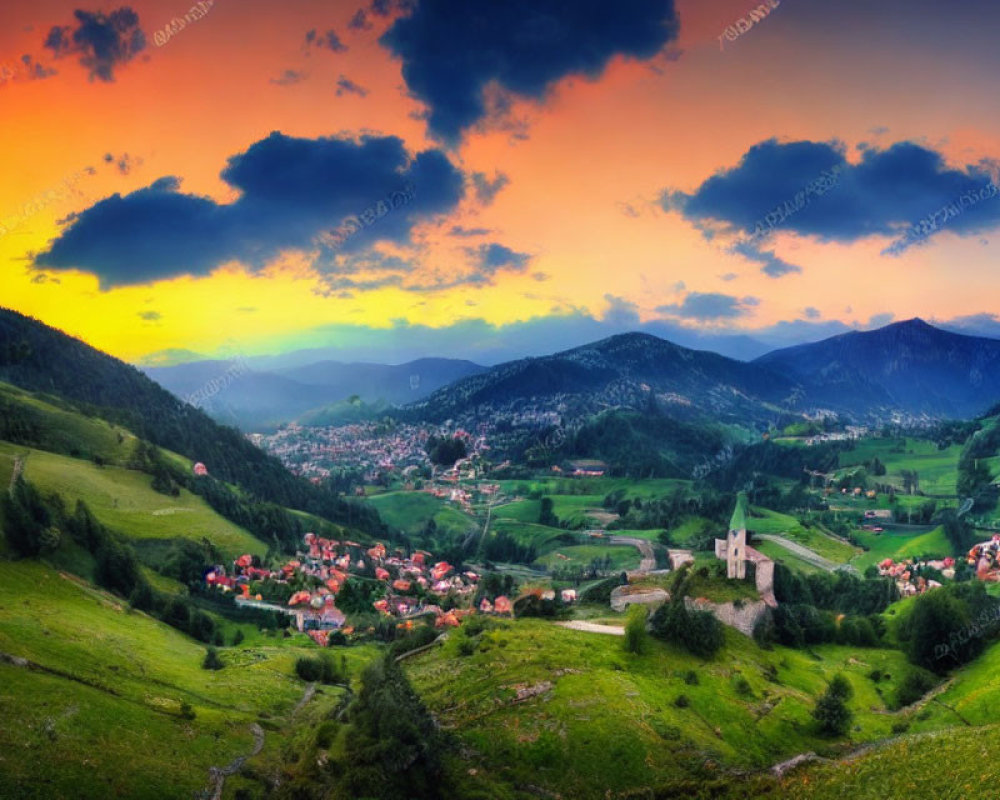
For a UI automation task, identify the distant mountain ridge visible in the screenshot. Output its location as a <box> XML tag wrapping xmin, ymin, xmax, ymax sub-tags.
<box><xmin>143</xmin><ymin>357</ymin><xmax>485</xmax><ymax>430</ymax></box>
<box><xmin>406</xmin><ymin>331</ymin><xmax>801</xmax><ymax>426</ymax></box>
<box><xmin>753</xmin><ymin>317</ymin><xmax>1000</xmax><ymax>420</ymax></box>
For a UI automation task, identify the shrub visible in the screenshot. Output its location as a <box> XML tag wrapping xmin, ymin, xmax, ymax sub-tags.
<box><xmin>812</xmin><ymin>676</ymin><xmax>853</xmax><ymax>737</ymax></box>
<box><xmin>202</xmin><ymin>647</ymin><xmax>224</xmax><ymax>671</ymax></box>
<box><xmin>891</xmin><ymin>720</ymin><xmax>910</xmax><ymax>735</ymax></box>
<box><xmin>732</xmin><ymin>675</ymin><xmax>753</xmax><ymax>697</ymax></box>
<box><xmin>295</xmin><ymin>655</ymin><xmax>347</xmax><ymax>684</ymax></box>
<box><xmin>179</xmin><ymin>701</ymin><xmax>196</xmax><ymax>720</ymax></box>
<box><xmin>623</xmin><ymin>605</ymin><xmax>648</xmax><ymax>655</ymax></box>
<box><xmin>674</xmin><ymin>694</ymin><xmax>690</xmax><ymax>708</ymax></box>
<box><xmin>895</xmin><ymin>670</ymin><xmax>937</xmax><ymax>709</ymax></box>
<box><xmin>231</xmin><ymin>629</ymin><xmax>245</xmax><ymax>646</ymax></box>
<box><xmin>683</xmin><ymin>669</ymin><xmax>699</xmax><ymax>686</ymax></box>
<box><xmin>868</xmin><ymin>669</ymin><xmax>882</xmax><ymax>682</ymax></box>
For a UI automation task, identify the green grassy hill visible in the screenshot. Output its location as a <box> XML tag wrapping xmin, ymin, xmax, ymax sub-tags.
<box><xmin>0</xmin><ymin>559</ymin><xmax>364</xmax><ymax>799</ymax></box>
<box><xmin>0</xmin><ymin>441</ymin><xmax>265</xmax><ymax>559</ymax></box>
<box><xmin>403</xmin><ymin>618</ymin><xmax>918</xmax><ymax>799</ymax></box>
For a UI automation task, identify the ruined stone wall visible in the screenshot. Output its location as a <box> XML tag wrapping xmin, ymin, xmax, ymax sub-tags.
<box><xmin>685</xmin><ymin>597</ymin><xmax>771</xmax><ymax>638</ymax></box>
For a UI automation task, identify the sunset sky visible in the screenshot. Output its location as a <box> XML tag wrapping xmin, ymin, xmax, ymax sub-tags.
<box><xmin>2</xmin><ymin>0</ymin><xmax>1000</xmax><ymax>366</ymax></box>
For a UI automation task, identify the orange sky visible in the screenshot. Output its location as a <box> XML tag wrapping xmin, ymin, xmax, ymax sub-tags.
<box><xmin>2</xmin><ymin>0</ymin><xmax>999</xmax><ymax>363</ymax></box>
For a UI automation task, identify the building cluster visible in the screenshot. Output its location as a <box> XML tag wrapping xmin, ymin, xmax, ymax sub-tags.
<box><xmin>877</xmin><ymin>557</ymin><xmax>953</xmax><ymax>597</ymax></box>
<box><xmin>968</xmin><ymin>535</ymin><xmax>1000</xmax><ymax>580</ymax></box>
<box><xmin>205</xmin><ymin>532</ymin><xmax>513</xmax><ymax>646</ymax></box>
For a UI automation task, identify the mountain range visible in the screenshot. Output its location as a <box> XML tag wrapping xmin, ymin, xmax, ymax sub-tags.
<box><xmin>142</xmin><ymin>357</ymin><xmax>485</xmax><ymax>430</ymax></box>
<box><xmin>404</xmin><ymin>319</ymin><xmax>1000</xmax><ymax>429</ymax></box>
<box><xmin>12</xmin><ymin>309</ymin><xmax>997</xmax><ymax>432</ymax></box>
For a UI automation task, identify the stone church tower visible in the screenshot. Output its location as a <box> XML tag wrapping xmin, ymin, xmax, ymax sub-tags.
<box><xmin>726</xmin><ymin>492</ymin><xmax>749</xmax><ymax>579</ymax></box>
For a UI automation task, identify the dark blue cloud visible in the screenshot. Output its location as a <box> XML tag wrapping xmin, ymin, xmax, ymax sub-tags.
<box><xmin>348</xmin><ymin>10</ymin><xmax>372</xmax><ymax>31</ymax></box>
<box><xmin>662</xmin><ymin>138</ymin><xmax>1000</xmax><ymax>265</ymax></box>
<box><xmin>271</xmin><ymin>69</ymin><xmax>307</xmax><ymax>86</ymax></box>
<box><xmin>36</xmin><ymin>133</ymin><xmax>465</xmax><ymax>288</ymax></box>
<box><xmin>729</xmin><ymin>239</ymin><xmax>801</xmax><ymax>278</ymax></box>
<box><xmin>471</xmin><ymin>243</ymin><xmax>531</xmax><ymax>273</ymax></box>
<box><xmin>380</xmin><ymin>0</ymin><xmax>680</xmax><ymax>142</ymax></box>
<box><xmin>335</xmin><ymin>75</ymin><xmax>368</xmax><ymax>97</ymax></box>
<box><xmin>657</xmin><ymin>292</ymin><xmax>759</xmax><ymax>320</ymax></box>
<box><xmin>305</xmin><ymin>28</ymin><xmax>347</xmax><ymax>52</ymax></box>
<box><xmin>44</xmin><ymin>7</ymin><xmax>145</xmax><ymax>82</ymax></box>
<box><xmin>448</xmin><ymin>226</ymin><xmax>492</xmax><ymax>237</ymax></box>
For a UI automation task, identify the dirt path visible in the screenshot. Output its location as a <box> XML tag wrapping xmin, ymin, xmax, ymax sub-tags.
<box><xmin>555</xmin><ymin>620</ymin><xmax>625</xmax><ymax>636</ymax></box>
<box><xmin>293</xmin><ymin>682</ymin><xmax>316</xmax><ymax>715</ymax></box>
<box><xmin>608</xmin><ymin>535</ymin><xmax>656</xmax><ymax>574</ymax></box>
<box><xmin>203</xmin><ymin>723</ymin><xmax>265</xmax><ymax>800</ymax></box>
<box><xmin>8</xmin><ymin>454</ymin><xmax>25</xmax><ymax>492</ymax></box>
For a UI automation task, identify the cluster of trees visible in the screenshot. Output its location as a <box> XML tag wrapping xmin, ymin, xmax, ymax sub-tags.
<box><xmin>765</xmin><ymin>604</ymin><xmax>882</xmax><ymax>649</ymax></box>
<box><xmin>606</xmin><ymin>485</ymin><xmax>734</xmax><ymax>534</ymax></box>
<box><xmin>648</xmin><ymin>568</ymin><xmax>725</xmax><ymax>658</ymax></box>
<box><xmin>759</xmin><ymin>564</ymin><xmax>897</xmax><ymax>649</ymax></box>
<box><xmin>2</xmin><ymin>476</ymin><xmax>59</xmax><ymax>557</ymax></box>
<box><xmin>701</xmin><ymin>439</ymin><xmax>847</xmax><ymax>493</ymax></box>
<box><xmin>481</xmin><ymin>529</ymin><xmax>537</xmax><ymax>565</ymax></box>
<box><xmin>773</xmin><ymin>564</ymin><xmax>898</xmax><ymax>615</ymax></box>
<box><xmin>898</xmin><ymin>582</ymin><xmax>1000</xmax><ymax>674</ymax></box>
<box><xmin>338</xmin><ymin>656</ymin><xmax>445</xmax><ymax>799</ymax></box>
<box><xmin>565</xmin><ymin>410</ymin><xmax>728</xmax><ymax>479</ymax></box>
<box><xmin>424</xmin><ymin>435</ymin><xmax>467</xmax><ymax>467</ymax></box>
<box><xmin>295</xmin><ymin>654</ymin><xmax>349</xmax><ymax>684</ymax></box>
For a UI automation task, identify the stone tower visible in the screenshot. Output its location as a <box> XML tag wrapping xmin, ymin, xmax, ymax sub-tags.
<box><xmin>727</xmin><ymin>492</ymin><xmax>749</xmax><ymax>579</ymax></box>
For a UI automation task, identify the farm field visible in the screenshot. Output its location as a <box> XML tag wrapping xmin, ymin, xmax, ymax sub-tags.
<box><xmin>366</xmin><ymin>490</ymin><xmax>477</xmax><ymax>539</ymax></box>
<box><xmin>836</xmin><ymin>437</ymin><xmax>963</xmax><ymax>497</ymax></box>
<box><xmin>850</xmin><ymin>526</ymin><xmax>953</xmax><ymax>571</ymax></box>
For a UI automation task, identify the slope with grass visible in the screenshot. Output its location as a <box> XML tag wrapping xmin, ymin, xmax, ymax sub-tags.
<box><xmin>0</xmin><ymin>441</ymin><xmax>265</xmax><ymax>559</ymax></box>
<box><xmin>404</xmin><ymin>618</ymin><xmax>919</xmax><ymax>799</ymax></box>
<box><xmin>365</xmin><ymin>490</ymin><xmax>476</xmax><ymax>541</ymax></box>
<box><xmin>0</xmin><ymin>559</ymin><xmax>363</xmax><ymax>799</ymax></box>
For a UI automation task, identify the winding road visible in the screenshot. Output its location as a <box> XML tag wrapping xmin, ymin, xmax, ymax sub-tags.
<box><xmin>755</xmin><ymin>534</ymin><xmax>855</xmax><ymax>574</ymax></box>
<box><xmin>608</xmin><ymin>535</ymin><xmax>656</xmax><ymax>574</ymax></box>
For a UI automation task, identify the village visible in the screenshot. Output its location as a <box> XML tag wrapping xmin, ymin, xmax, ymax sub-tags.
<box><xmin>204</xmin><ymin>531</ymin><xmax>523</xmax><ymax>647</ymax></box>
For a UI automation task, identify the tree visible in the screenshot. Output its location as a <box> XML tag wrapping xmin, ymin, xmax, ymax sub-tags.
<box><xmin>538</xmin><ymin>497</ymin><xmax>559</xmax><ymax>527</ymax></box>
<box><xmin>340</xmin><ymin>656</ymin><xmax>444</xmax><ymax>799</ymax></box>
<box><xmin>623</xmin><ymin>605</ymin><xmax>648</xmax><ymax>654</ymax></box>
<box><xmin>1</xmin><ymin>476</ymin><xmax>54</xmax><ymax>557</ymax></box>
<box><xmin>812</xmin><ymin>675</ymin><xmax>853</xmax><ymax>736</ymax></box>
<box><xmin>202</xmin><ymin>647</ymin><xmax>224</xmax><ymax>671</ymax></box>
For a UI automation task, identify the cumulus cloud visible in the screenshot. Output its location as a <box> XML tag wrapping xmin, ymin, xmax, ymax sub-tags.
<box><xmin>380</xmin><ymin>0</ymin><xmax>680</xmax><ymax>142</ymax></box>
<box><xmin>44</xmin><ymin>7</ymin><xmax>145</xmax><ymax>82</ymax></box>
<box><xmin>37</xmin><ymin>132</ymin><xmax>465</xmax><ymax>288</ymax></box>
<box><xmin>662</xmin><ymin>138</ymin><xmax>1000</xmax><ymax>268</ymax></box>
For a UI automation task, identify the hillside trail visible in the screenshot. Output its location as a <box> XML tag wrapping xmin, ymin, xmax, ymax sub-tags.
<box><xmin>202</xmin><ymin>723</ymin><xmax>265</xmax><ymax>800</ymax></box>
<box><xmin>8</xmin><ymin>453</ymin><xmax>25</xmax><ymax>492</ymax></box>
<box><xmin>555</xmin><ymin>620</ymin><xmax>625</xmax><ymax>635</ymax></box>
